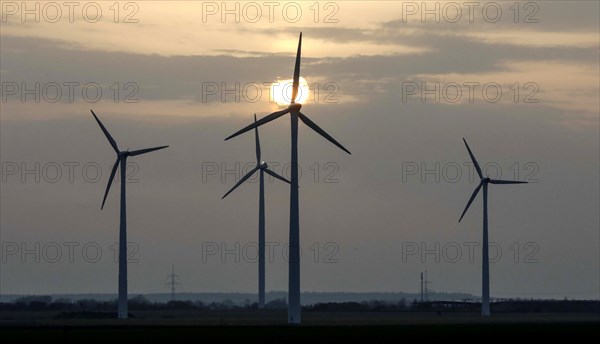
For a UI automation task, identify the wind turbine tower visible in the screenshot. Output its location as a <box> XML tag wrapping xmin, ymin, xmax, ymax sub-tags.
<box><xmin>222</xmin><ymin>114</ymin><xmax>290</xmax><ymax>309</ymax></box>
<box><xmin>459</xmin><ymin>138</ymin><xmax>528</xmax><ymax>316</ymax></box>
<box><xmin>91</xmin><ymin>110</ymin><xmax>168</xmax><ymax>319</ymax></box>
<box><xmin>225</xmin><ymin>33</ymin><xmax>351</xmax><ymax>323</ymax></box>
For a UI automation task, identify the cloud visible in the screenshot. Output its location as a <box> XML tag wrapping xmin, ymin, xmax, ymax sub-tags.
<box><xmin>2</xmin><ymin>32</ymin><xmax>597</xmax><ymax>118</ymax></box>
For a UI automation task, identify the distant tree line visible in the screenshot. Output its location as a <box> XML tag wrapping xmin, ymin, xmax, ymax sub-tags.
<box><xmin>304</xmin><ymin>299</ymin><xmax>409</xmax><ymax>312</ymax></box>
<box><xmin>1</xmin><ymin>296</ymin><xmax>598</xmax><ymax>313</ymax></box>
<box><xmin>0</xmin><ymin>295</ymin><xmax>286</xmax><ymax>312</ymax></box>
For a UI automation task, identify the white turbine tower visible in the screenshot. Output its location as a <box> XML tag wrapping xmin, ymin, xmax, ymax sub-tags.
<box><xmin>459</xmin><ymin>138</ymin><xmax>527</xmax><ymax>316</ymax></box>
<box><xmin>91</xmin><ymin>110</ymin><xmax>168</xmax><ymax>319</ymax></box>
<box><xmin>222</xmin><ymin>114</ymin><xmax>290</xmax><ymax>309</ymax></box>
<box><xmin>225</xmin><ymin>33</ymin><xmax>351</xmax><ymax>324</ymax></box>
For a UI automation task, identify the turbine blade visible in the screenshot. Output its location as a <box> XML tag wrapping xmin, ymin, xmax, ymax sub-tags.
<box><xmin>264</xmin><ymin>168</ymin><xmax>291</xmax><ymax>184</ymax></box>
<box><xmin>254</xmin><ymin>114</ymin><xmax>261</xmax><ymax>163</ymax></box>
<box><xmin>91</xmin><ymin>110</ymin><xmax>119</xmax><ymax>153</ymax></box>
<box><xmin>129</xmin><ymin>145</ymin><xmax>169</xmax><ymax>156</ymax></box>
<box><xmin>225</xmin><ymin>108</ymin><xmax>290</xmax><ymax>141</ymax></box>
<box><xmin>459</xmin><ymin>183</ymin><xmax>482</xmax><ymax>222</ymax></box>
<box><xmin>222</xmin><ymin>166</ymin><xmax>259</xmax><ymax>199</ymax></box>
<box><xmin>298</xmin><ymin>112</ymin><xmax>351</xmax><ymax>155</ymax></box>
<box><xmin>101</xmin><ymin>158</ymin><xmax>120</xmax><ymax>210</ymax></box>
<box><xmin>489</xmin><ymin>179</ymin><xmax>528</xmax><ymax>184</ymax></box>
<box><xmin>463</xmin><ymin>138</ymin><xmax>482</xmax><ymax>179</ymax></box>
<box><xmin>291</xmin><ymin>32</ymin><xmax>302</xmax><ymax>103</ymax></box>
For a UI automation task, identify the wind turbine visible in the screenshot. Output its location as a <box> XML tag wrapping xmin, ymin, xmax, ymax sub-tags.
<box><xmin>459</xmin><ymin>138</ymin><xmax>527</xmax><ymax>316</ymax></box>
<box><xmin>222</xmin><ymin>114</ymin><xmax>290</xmax><ymax>309</ymax></box>
<box><xmin>225</xmin><ymin>33</ymin><xmax>351</xmax><ymax>324</ymax></box>
<box><xmin>91</xmin><ymin>110</ymin><xmax>168</xmax><ymax>319</ymax></box>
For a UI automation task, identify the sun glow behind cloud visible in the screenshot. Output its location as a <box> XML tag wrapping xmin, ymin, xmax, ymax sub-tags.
<box><xmin>270</xmin><ymin>77</ymin><xmax>309</xmax><ymax>105</ymax></box>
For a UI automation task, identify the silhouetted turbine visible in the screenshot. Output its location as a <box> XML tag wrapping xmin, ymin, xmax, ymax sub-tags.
<box><xmin>91</xmin><ymin>110</ymin><xmax>168</xmax><ymax>319</ymax></box>
<box><xmin>459</xmin><ymin>138</ymin><xmax>527</xmax><ymax>316</ymax></box>
<box><xmin>225</xmin><ymin>33</ymin><xmax>350</xmax><ymax>324</ymax></box>
<box><xmin>222</xmin><ymin>114</ymin><xmax>290</xmax><ymax>309</ymax></box>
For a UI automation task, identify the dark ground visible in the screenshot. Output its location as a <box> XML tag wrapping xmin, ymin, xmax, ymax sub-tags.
<box><xmin>1</xmin><ymin>311</ymin><xmax>599</xmax><ymax>342</ymax></box>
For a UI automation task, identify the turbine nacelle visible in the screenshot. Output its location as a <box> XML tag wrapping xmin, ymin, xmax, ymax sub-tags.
<box><xmin>288</xmin><ymin>103</ymin><xmax>302</xmax><ymax>112</ymax></box>
<box><xmin>482</xmin><ymin>177</ymin><xmax>491</xmax><ymax>183</ymax></box>
<box><xmin>222</xmin><ymin>157</ymin><xmax>289</xmax><ymax>199</ymax></box>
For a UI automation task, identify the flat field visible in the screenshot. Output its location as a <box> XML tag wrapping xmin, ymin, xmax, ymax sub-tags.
<box><xmin>1</xmin><ymin>311</ymin><xmax>598</xmax><ymax>341</ymax></box>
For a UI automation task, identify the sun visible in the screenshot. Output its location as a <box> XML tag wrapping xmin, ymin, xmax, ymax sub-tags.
<box><xmin>270</xmin><ymin>77</ymin><xmax>309</xmax><ymax>106</ymax></box>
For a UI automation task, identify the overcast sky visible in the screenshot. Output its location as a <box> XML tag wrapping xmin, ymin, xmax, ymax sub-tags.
<box><xmin>1</xmin><ymin>1</ymin><xmax>598</xmax><ymax>300</ymax></box>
